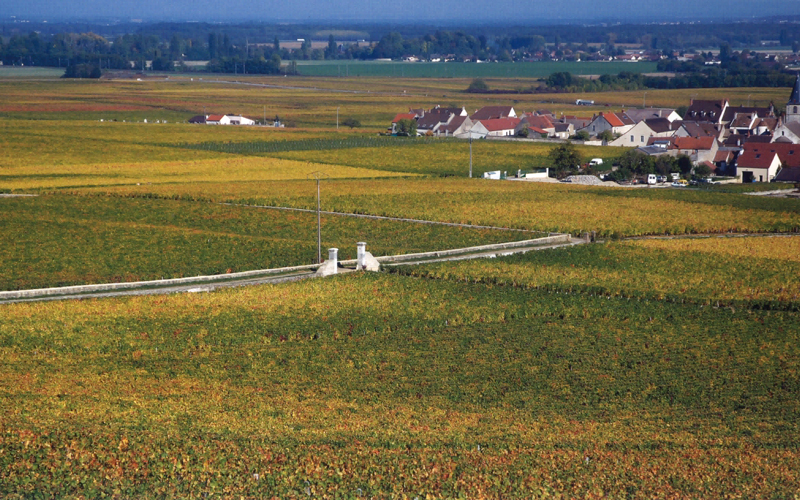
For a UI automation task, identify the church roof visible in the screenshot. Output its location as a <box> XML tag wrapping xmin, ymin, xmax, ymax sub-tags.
<box><xmin>789</xmin><ymin>74</ymin><xmax>800</xmax><ymax>105</ymax></box>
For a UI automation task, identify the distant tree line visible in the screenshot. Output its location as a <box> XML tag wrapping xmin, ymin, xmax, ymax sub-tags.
<box><xmin>2</xmin><ymin>22</ymin><xmax>799</xmax><ymax>77</ymax></box>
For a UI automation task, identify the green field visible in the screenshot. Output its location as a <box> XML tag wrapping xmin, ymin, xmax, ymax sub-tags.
<box><xmin>2</xmin><ymin>269</ymin><xmax>799</xmax><ymax>497</ymax></box>
<box><xmin>292</xmin><ymin>60</ymin><xmax>659</xmax><ymax>78</ymax></box>
<box><xmin>0</xmin><ymin>66</ymin><xmax>65</xmax><ymax>78</ymax></box>
<box><xmin>0</xmin><ymin>194</ymin><xmax>536</xmax><ymax>291</ymax></box>
<box><xmin>2</xmin><ymin>77</ymin><xmax>800</xmax><ymax>497</ymax></box>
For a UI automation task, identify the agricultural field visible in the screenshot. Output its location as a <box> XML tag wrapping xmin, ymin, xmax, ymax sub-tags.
<box><xmin>2</xmin><ymin>76</ymin><xmax>800</xmax><ymax>497</ymax></box>
<box><xmin>396</xmin><ymin>235</ymin><xmax>800</xmax><ymax>307</ymax></box>
<box><xmin>291</xmin><ymin>60</ymin><xmax>659</xmax><ymax>78</ymax></box>
<box><xmin>1</xmin><ymin>270</ymin><xmax>799</xmax><ymax>497</ymax></box>
<box><xmin>83</xmin><ymin>178</ymin><xmax>800</xmax><ymax>237</ymax></box>
<box><xmin>0</xmin><ymin>194</ymin><xmax>535</xmax><ymax>291</ymax></box>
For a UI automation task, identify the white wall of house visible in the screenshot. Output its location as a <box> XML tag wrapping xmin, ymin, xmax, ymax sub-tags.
<box><xmin>737</xmin><ymin>156</ymin><xmax>782</xmax><ymax>182</ymax></box>
<box><xmin>772</xmin><ymin>124</ymin><xmax>800</xmax><ymax>144</ymax></box>
<box><xmin>609</xmin><ymin>121</ymin><xmax>656</xmax><ymax>147</ymax></box>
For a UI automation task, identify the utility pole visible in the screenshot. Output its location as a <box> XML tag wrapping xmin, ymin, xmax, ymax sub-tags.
<box><xmin>643</xmin><ymin>92</ymin><xmax>647</xmax><ymax>108</ymax></box>
<box><xmin>307</xmin><ymin>171</ymin><xmax>329</xmax><ymax>263</ymax></box>
<box><xmin>336</xmin><ymin>107</ymin><xmax>340</xmax><ymax>130</ymax></box>
<box><xmin>469</xmin><ymin>135</ymin><xmax>473</xmax><ymax>178</ymax></box>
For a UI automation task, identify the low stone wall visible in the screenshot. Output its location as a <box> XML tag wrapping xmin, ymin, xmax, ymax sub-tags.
<box><xmin>0</xmin><ymin>234</ymin><xmax>571</xmax><ymax>301</ymax></box>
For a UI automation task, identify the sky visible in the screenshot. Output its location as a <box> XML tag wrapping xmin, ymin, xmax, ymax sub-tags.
<box><xmin>1</xmin><ymin>0</ymin><xmax>798</xmax><ymax>23</ymax></box>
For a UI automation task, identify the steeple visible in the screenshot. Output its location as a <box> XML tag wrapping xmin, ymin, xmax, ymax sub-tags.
<box><xmin>789</xmin><ymin>73</ymin><xmax>800</xmax><ymax>105</ymax></box>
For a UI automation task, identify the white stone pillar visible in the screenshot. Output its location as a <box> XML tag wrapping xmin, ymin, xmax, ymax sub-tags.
<box><xmin>357</xmin><ymin>242</ymin><xmax>366</xmax><ymax>269</ymax></box>
<box><xmin>328</xmin><ymin>248</ymin><xmax>338</xmax><ymax>270</ymax></box>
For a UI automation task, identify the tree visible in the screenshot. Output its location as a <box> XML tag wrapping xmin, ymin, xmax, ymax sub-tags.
<box><xmin>517</xmin><ymin>125</ymin><xmax>529</xmax><ymax>138</ymax></box>
<box><xmin>597</xmin><ymin>129</ymin><xmax>614</xmax><ymax>143</ymax></box>
<box><xmin>677</xmin><ymin>154</ymin><xmax>693</xmax><ymax>177</ymax></box>
<box><xmin>618</xmin><ymin>149</ymin><xmax>654</xmax><ymax>175</ymax></box>
<box><xmin>654</xmin><ymin>155</ymin><xmax>677</xmax><ymax>176</ymax></box>
<box><xmin>341</xmin><ymin>117</ymin><xmax>361</xmax><ymax>128</ymax></box>
<box><xmin>395</xmin><ymin>118</ymin><xmax>417</xmax><ymax>137</ymax></box>
<box><xmin>694</xmin><ymin>163</ymin><xmax>712</xmax><ymax>178</ymax></box>
<box><xmin>325</xmin><ymin>34</ymin><xmax>337</xmax><ymax>60</ymax></box>
<box><xmin>274</xmin><ymin>36</ymin><xmax>280</xmax><ymax>52</ymax></box>
<box><xmin>548</xmin><ymin>141</ymin><xmax>582</xmax><ymax>178</ymax></box>
<box><xmin>466</xmin><ymin>78</ymin><xmax>489</xmax><ymax>93</ymax></box>
<box><xmin>573</xmin><ymin>130</ymin><xmax>590</xmax><ymax>141</ymax></box>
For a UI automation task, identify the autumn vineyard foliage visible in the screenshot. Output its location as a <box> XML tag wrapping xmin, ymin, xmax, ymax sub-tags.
<box><xmin>1</xmin><ymin>273</ymin><xmax>799</xmax><ymax>497</ymax></box>
<box><xmin>1</xmin><ymin>77</ymin><xmax>800</xmax><ymax>497</ymax></box>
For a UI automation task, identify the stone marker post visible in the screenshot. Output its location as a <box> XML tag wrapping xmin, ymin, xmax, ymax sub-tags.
<box><xmin>357</xmin><ymin>242</ymin><xmax>366</xmax><ymax>269</ymax></box>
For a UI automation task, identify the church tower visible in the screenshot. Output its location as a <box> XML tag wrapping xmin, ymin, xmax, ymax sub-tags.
<box><xmin>786</xmin><ymin>74</ymin><xmax>800</xmax><ymax>124</ymax></box>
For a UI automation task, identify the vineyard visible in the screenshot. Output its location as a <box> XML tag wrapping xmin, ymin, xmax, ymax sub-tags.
<box><xmin>0</xmin><ymin>194</ymin><xmax>534</xmax><ymax>290</ymax></box>
<box><xmin>393</xmin><ymin>235</ymin><xmax>800</xmax><ymax>308</ymax></box>
<box><xmin>80</xmin><ymin>178</ymin><xmax>800</xmax><ymax>237</ymax></box>
<box><xmin>1</xmin><ymin>272</ymin><xmax>798</xmax><ymax>497</ymax></box>
<box><xmin>1</xmin><ymin>76</ymin><xmax>800</xmax><ymax>497</ymax></box>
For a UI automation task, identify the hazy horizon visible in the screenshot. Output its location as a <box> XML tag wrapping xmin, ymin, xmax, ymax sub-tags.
<box><xmin>2</xmin><ymin>0</ymin><xmax>799</xmax><ymax>24</ymax></box>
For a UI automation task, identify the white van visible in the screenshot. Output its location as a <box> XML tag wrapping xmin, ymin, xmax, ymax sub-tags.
<box><xmin>589</xmin><ymin>158</ymin><xmax>603</xmax><ymax>167</ymax></box>
<box><xmin>647</xmin><ymin>174</ymin><xmax>657</xmax><ymax>185</ymax></box>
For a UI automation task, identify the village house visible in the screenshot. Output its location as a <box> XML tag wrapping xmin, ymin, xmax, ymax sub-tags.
<box><xmin>436</xmin><ymin>115</ymin><xmax>473</xmax><ymax>137</ymax></box>
<box><xmin>470</xmin><ymin>106</ymin><xmax>516</xmax><ymax>121</ymax></box>
<box><xmin>579</xmin><ymin>112</ymin><xmax>635</xmax><ymax>137</ymax></box>
<box><xmin>673</xmin><ymin>136</ymin><xmax>719</xmax><ymax>164</ymax></box>
<box><xmin>674</xmin><ymin>121</ymin><xmax>724</xmax><ymax>140</ymax></box>
<box><xmin>772</xmin><ymin>122</ymin><xmax>800</xmax><ymax>144</ymax></box>
<box><xmin>390</xmin><ymin>112</ymin><xmax>417</xmax><ymax>135</ymax></box>
<box><xmin>623</xmin><ymin>108</ymin><xmax>682</xmax><ymax>122</ymax></box>
<box><xmin>736</xmin><ymin>150</ymin><xmax>782</xmax><ymax>182</ymax></box>
<box><xmin>515</xmin><ymin>114</ymin><xmax>556</xmax><ymax>137</ymax></box>
<box><xmin>469</xmin><ymin>117</ymin><xmax>521</xmax><ymax>138</ymax></box>
<box><xmin>608</xmin><ymin>118</ymin><xmax>678</xmax><ymax>147</ymax></box>
<box><xmin>684</xmin><ymin>99</ymin><xmax>729</xmax><ymax>125</ymax></box>
<box><xmin>739</xmin><ymin>142</ymin><xmax>800</xmax><ymax>182</ymax></box>
<box><xmin>189</xmin><ymin>114</ymin><xmax>256</xmax><ymax>125</ymax></box>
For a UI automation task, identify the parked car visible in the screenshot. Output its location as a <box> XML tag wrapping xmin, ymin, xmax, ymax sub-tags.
<box><xmin>671</xmin><ymin>181</ymin><xmax>685</xmax><ymax>187</ymax></box>
<box><xmin>647</xmin><ymin>174</ymin><xmax>657</xmax><ymax>185</ymax></box>
<box><xmin>657</xmin><ymin>175</ymin><xmax>667</xmax><ymax>183</ymax></box>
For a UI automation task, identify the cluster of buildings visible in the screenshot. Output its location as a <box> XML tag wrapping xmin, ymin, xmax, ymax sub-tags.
<box><xmin>187</xmin><ymin>114</ymin><xmax>285</xmax><ymax>127</ymax></box>
<box><xmin>390</xmin><ymin>75</ymin><xmax>800</xmax><ymax>182</ymax></box>
<box><xmin>189</xmin><ymin>114</ymin><xmax>256</xmax><ymax>125</ymax></box>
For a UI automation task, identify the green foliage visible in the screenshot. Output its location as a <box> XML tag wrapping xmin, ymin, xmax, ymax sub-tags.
<box><xmin>694</xmin><ymin>162</ymin><xmax>712</xmax><ymax>178</ymax></box>
<box><xmin>395</xmin><ymin>118</ymin><xmax>417</xmax><ymax>137</ymax></box>
<box><xmin>573</xmin><ymin>130</ymin><xmax>590</xmax><ymax>141</ymax></box>
<box><xmin>547</xmin><ymin>141</ymin><xmax>582</xmax><ymax>178</ymax></box>
<box><xmin>0</xmin><ymin>194</ymin><xmax>534</xmax><ymax>290</ymax></box>
<box><xmin>1</xmin><ymin>270</ymin><xmax>799</xmax><ymax>496</ymax></box>
<box><xmin>62</xmin><ymin>64</ymin><xmax>101</xmax><ymax>79</ymax></box>
<box><xmin>184</xmin><ymin>136</ymin><xmax>439</xmax><ymax>154</ymax></box>
<box><xmin>597</xmin><ymin>129</ymin><xmax>614</xmax><ymax>142</ymax></box>
<box><xmin>466</xmin><ymin>78</ymin><xmax>489</xmax><ymax>93</ymax></box>
<box><xmin>617</xmin><ymin>149</ymin><xmax>655</xmax><ymax>175</ymax></box>
<box><xmin>340</xmin><ymin>117</ymin><xmax>361</xmax><ymax>128</ymax></box>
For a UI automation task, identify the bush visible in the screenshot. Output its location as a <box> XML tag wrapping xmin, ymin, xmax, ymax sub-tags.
<box><xmin>341</xmin><ymin>117</ymin><xmax>361</xmax><ymax>128</ymax></box>
<box><xmin>62</xmin><ymin>64</ymin><xmax>101</xmax><ymax>79</ymax></box>
<box><xmin>466</xmin><ymin>78</ymin><xmax>489</xmax><ymax>93</ymax></box>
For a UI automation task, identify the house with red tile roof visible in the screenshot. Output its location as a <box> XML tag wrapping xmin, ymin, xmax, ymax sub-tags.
<box><xmin>736</xmin><ymin>150</ymin><xmax>781</xmax><ymax>182</ymax></box>
<box><xmin>739</xmin><ymin>143</ymin><xmax>800</xmax><ymax>168</ymax></box>
<box><xmin>579</xmin><ymin>112</ymin><xmax>635</xmax><ymax>137</ymax></box>
<box><xmin>609</xmin><ymin>118</ymin><xmax>678</xmax><ymax>147</ymax></box>
<box><xmin>390</xmin><ymin>113</ymin><xmax>417</xmax><ymax>135</ymax></box>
